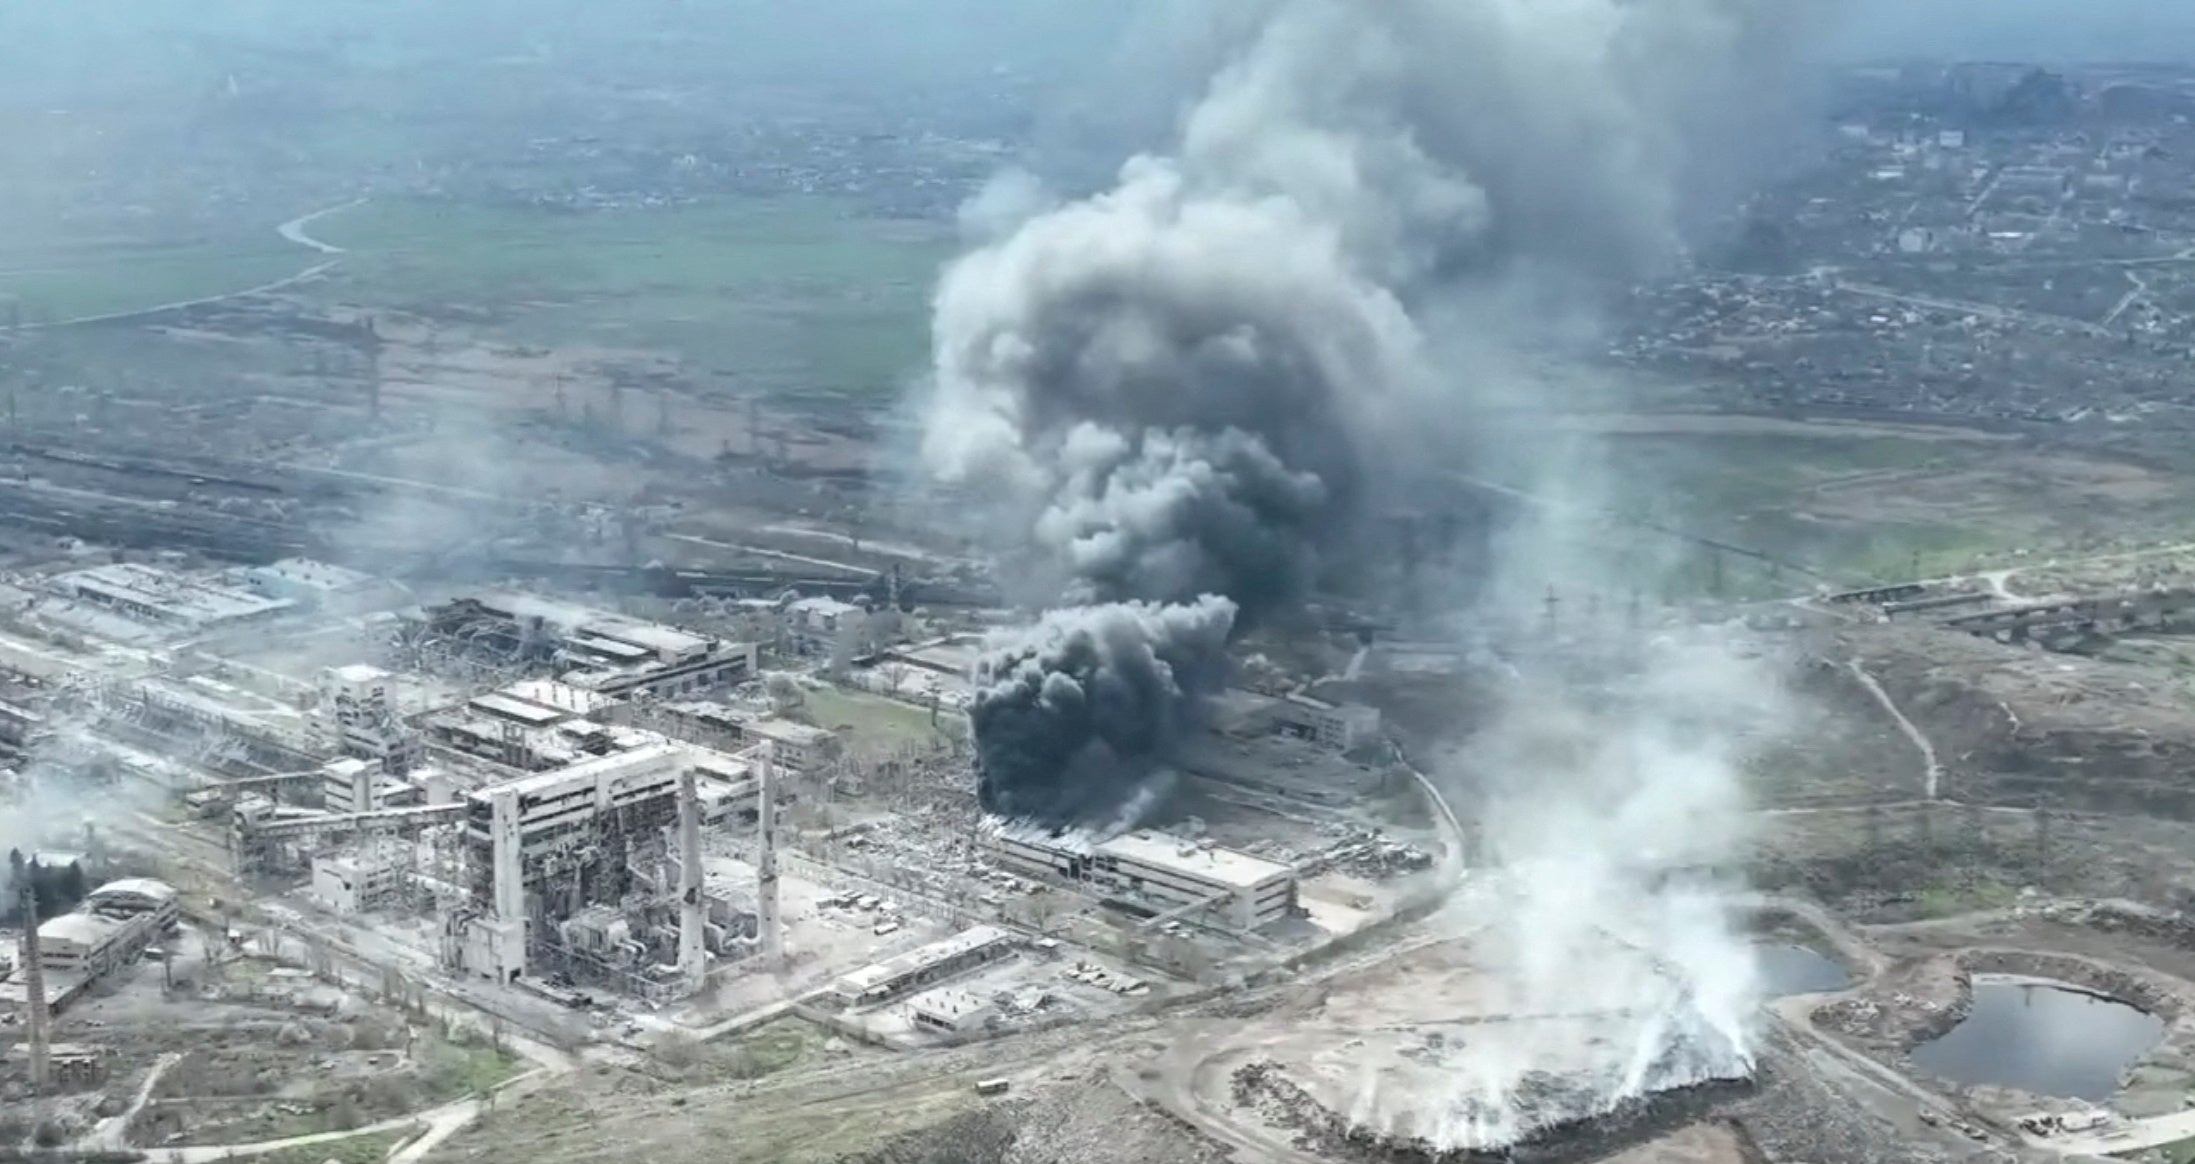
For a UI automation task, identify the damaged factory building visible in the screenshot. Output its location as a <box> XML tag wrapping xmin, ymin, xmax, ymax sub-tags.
<box><xmin>443</xmin><ymin>741</ymin><xmax>781</xmax><ymax>1001</ymax></box>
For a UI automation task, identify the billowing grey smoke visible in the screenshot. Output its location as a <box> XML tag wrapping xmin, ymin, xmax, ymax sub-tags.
<box><xmin>930</xmin><ymin>0</ymin><xmax>1796</xmax><ymax>823</ymax></box>
<box><xmin>969</xmin><ymin>595</ymin><xmax>1236</xmax><ymax>825</ymax></box>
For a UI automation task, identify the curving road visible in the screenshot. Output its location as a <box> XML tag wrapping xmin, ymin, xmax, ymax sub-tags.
<box><xmin>276</xmin><ymin>198</ymin><xmax>363</xmax><ymax>255</ymax></box>
<box><xmin>20</xmin><ymin>197</ymin><xmax>361</xmax><ymax>331</ymax></box>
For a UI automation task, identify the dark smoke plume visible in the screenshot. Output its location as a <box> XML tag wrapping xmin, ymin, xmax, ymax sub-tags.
<box><xmin>929</xmin><ymin>0</ymin><xmax>1800</xmax><ymax>823</ymax></box>
<box><xmin>969</xmin><ymin>596</ymin><xmax>1237</xmax><ymax>825</ymax></box>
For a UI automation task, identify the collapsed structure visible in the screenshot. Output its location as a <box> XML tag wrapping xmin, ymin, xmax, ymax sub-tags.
<box><xmin>415</xmin><ymin>591</ymin><xmax>759</xmax><ymax>698</ymax></box>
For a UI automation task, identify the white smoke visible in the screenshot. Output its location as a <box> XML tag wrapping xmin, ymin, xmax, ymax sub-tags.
<box><xmin>930</xmin><ymin>0</ymin><xmax>1802</xmax><ymax>1105</ymax></box>
<box><xmin>1332</xmin><ymin>633</ymin><xmax>1777</xmax><ymax>1152</ymax></box>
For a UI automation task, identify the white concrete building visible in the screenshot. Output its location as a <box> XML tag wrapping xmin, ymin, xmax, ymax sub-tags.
<box><xmin>38</xmin><ymin>878</ymin><xmax>179</xmax><ymax>979</ymax></box>
<box><xmin>1275</xmin><ymin>694</ymin><xmax>1381</xmax><ymax>752</ymax></box>
<box><xmin>828</xmin><ymin>926</ymin><xmax>1016</xmax><ymax>1007</ymax></box>
<box><xmin>434</xmin><ymin>591</ymin><xmax>758</xmax><ymax>698</ymax></box>
<box><xmin>317</xmin><ymin>664</ymin><xmax>420</xmax><ymax>773</ymax></box>
<box><xmin>908</xmin><ymin>987</ymin><xmax>994</xmax><ymax>1034</ymax></box>
<box><xmin>986</xmin><ymin>829</ymin><xmax>1298</xmax><ymax>933</ymax></box>
<box><xmin>50</xmin><ymin>564</ymin><xmax>293</xmax><ymax>633</ymax></box>
<box><xmin>317</xmin><ymin>757</ymin><xmax>417</xmax><ymax>814</ymax></box>
<box><xmin>786</xmin><ymin>596</ymin><xmax>865</xmax><ymax>655</ymax></box>
<box><xmin>654</xmin><ymin>702</ymin><xmax>839</xmax><ymax>773</ymax></box>
<box><xmin>312</xmin><ymin>850</ymin><xmax>405</xmax><ymax>914</ymax></box>
<box><xmin>244</xmin><ymin>559</ymin><xmax>384</xmax><ymax>611</ymax></box>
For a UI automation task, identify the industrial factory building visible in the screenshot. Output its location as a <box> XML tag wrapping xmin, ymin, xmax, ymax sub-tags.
<box><xmin>312</xmin><ymin>849</ymin><xmax>406</xmax><ymax>914</ymax></box>
<box><xmin>828</xmin><ymin>925</ymin><xmax>1017</xmax><ymax>1008</ymax></box>
<box><xmin>907</xmin><ymin>986</ymin><xmax>994</xmax><ymax>1034</ymax></box>
<box><xmin>447</xmin><ymin>742</ymin><xmax>770</xmax><ymax>991</ymax></box>
<box><xmin>985</xmin><ymin>830</ymin><xmax>1298</xmax><ymax>933</ymax></box>
<box><xmin>1209</xmin><ymin>688</ymin><xmax>1382</xmax><ymax>753</ymax></box>
<box><xmin>243</xmin><ymin>558</ymin><xmax>388</xmax><ymax>612</ymax></box>
<box><xmin>37</xmin><ymin>878</ymin><xmax>180</xmax><ymax>978</ymax></box>
<box><xmin>422</xmin><ymin>591</ymin><xmax>758</xmax><ymax>698</ymax></box>
<box><xmin>50</xmin><ymin>563</ymin><xmax>294</xmax><ymax>633</ymax></box>
<box><xmin>423</xmin><ymin>676</ymin><xmax>656</xmax><ymax>772</ymax></box>
<box><xmin>319</xmin><ymin>757</ymin><xmax>425</xmax><ymax>814</ymax></box>
<box><xmin>317</xmin><ymin>664</ymin><xmax>422</xmax><ymax>773</ymax></box>
<box><xmin>653</xmin><ymin>701</ymin><xmax>840</xmax><ymax>773</ymax></box>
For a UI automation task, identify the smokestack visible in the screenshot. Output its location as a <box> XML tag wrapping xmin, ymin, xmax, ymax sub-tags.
<box><xmin>756</xmin><ymin>748</ymin><xmax>780</xmax><ymax>964</ymax></box>
<box><xmin>17</xmin><ymin>881</ymin><xmax>47</xmax><ymax>1092</ymax></box>
<box><xmin>676</xmin><ymin>769</ymin><xmax>705</xmax><ymax>990</ymax></box>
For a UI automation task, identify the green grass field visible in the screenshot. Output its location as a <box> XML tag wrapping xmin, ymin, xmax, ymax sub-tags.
<box><xmin>249</xmin><ymin>1127</ymin><xmax>416</xmax><ymax>1164</ymax></box>
<box><xmin>308</xmin><ymin>196</ymin><xmax>956</xmax><ymax>399</ymax></box>
<box><xmin>0</xmin><ymin>234</ymin><xmax>312</xmax><ymax>324</ymax></box>
<box><xmin>801</xmin><ymin>684</ymin><xmax>963</xmax><ymax>751</ymax></box>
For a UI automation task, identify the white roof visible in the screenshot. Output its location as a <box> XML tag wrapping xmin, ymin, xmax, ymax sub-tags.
<box><xmin>479</xmin><ymin>742</ymin><xmax>683</xmax><ymax>800</ymax></box>
<box><xmin>89</xmin><ymin>877</ymin><xmax>177</xmax><ymax>904</ymax></box>
<box><xmin>832</xmin><ymin>926</ymin><xmax>1012</xmax><ymax>996</ymax></box>
<box><xmin>257</xmin><ymin>559</ymin><xmax>374</xmax><ymax>590</ymax></box>
<box><xmin>744</xmin><ymin>717</ymin><xmax>834</xmax><ymax>747</ymax></box>
<box><xmin>470</xmin><ymin>692</ymin><xmax>567</xmax><ymax>726</ymax></box>
<box><xmin>1095</xmin><ymin>830</ymin><xmax>1294</xmax><ymax>891</ymax></box>
<box><xmin>57</xmin><ymin>563</ymin><xmax>294</xmax><ymax>626</ymax></box>
<box><xmin>472</xmin><ymin>591</ymin><xmax>712</xmax><ymax>659</ymax></box>
<box><xmin>331</xmin><ymin>663</ymin><xmax>390</xmax><ymax>683</ymax></box>
<box><xmin>39</xmin><ymin>912</ymin><xmax>121</xmax><ymax>948</ymax></box>
<box><xmin>503</xmin><ymin>679</ymin><xmax>621</xmax><ymax>716</ymax></box>
<box><xmin>908</xmin><ymin>986</ymin><xmax>990</xmax><ymax>1019</ymax></box>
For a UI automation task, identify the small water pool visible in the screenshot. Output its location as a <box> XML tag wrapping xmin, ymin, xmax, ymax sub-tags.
<box><xmin>1756</xmin><ymin>944</ymin><xmax>1849</xmax><ymax>997</ymax></box>
<box><xmin>1912</xmin><ymin>978</ymin><xmax>2164</xmax><ymax>1101</ymax></box>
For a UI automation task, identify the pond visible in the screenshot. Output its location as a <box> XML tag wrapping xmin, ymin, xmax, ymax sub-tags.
<box><xmin>1756</xmin><ymin>944</ymin><xmax>1849</xmax><ymax>997</ymax></box>
<box><xmin>1912</xmin><ymin>978</ymin><xmax>2165</xmax><ymax>1101</ymax></box>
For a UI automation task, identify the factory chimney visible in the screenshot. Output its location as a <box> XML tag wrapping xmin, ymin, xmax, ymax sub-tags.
<box><xmin>16</xmin><ymin>881</ymin><xmax>48</xmax><ymax>1092</ymax></box>
<box><xmin>757</xmin><ymin>747</ymin><xmax>781</xmax><ymax>964</ymax></box>
<box><xmin>676</xmin><ymin>768</ymin><xmax>705</xmax><ymax>990</ymax></box>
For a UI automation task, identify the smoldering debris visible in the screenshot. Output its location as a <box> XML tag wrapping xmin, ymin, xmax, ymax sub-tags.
<box><xmin>929</xmin><ymin>0</ymin><xmax>1801</xmax><ymax>826</ymax></box>
<box><xmin>1237</xmin><ymin>1057</ymin><xmax>1758</xmax><ymax>1164</ymax></box>
<box><xmin>968</xmin><ymin>595</ymin><xmax>1236</xmax><ymax>824</ymax></box>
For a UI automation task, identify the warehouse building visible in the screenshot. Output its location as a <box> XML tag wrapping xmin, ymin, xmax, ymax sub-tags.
<box><xmin>828</xmin><ymin>925</ymin><xmax>1016</xmax><ymax>1008</ymax></box>
<box><xmin>424</xmin><ymin>591</ymin><xmax>758</xmax><ymax>699</ymax></box>
<box><xmin>51</xmin><ymin>564</ymin><xmax>294</xmax><ymax>633</ymax></box>
<box><xmin>985</xmin><ymin>829</ymin><xmax>1298</xmax><ymax>933</ymax></box>
<box><xmin>654</xmin><ymin>702</ymin><xmax>839</xmax><ymax>773</ymax></box>
<box><xmin>39</xmin><ymin>878</ymin><xmax>180</xmax><ymax>978</ymax></box>
<box><xmin>244</xmin><ymin>559</ymin><xmax>390</xmax><ymax>612</ymax></box>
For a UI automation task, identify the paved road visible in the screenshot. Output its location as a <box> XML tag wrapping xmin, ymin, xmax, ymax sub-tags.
<box><xmin>277</xmin><ymin>199</ymin><xmax>363</xmax><ymax>255</ymax></box>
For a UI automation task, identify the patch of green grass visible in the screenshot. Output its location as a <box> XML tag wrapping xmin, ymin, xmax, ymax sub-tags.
<box><xmin>415</xmin><ymin>1035</ymin><xmax>525</xmax><ymax>1103</ymax></box>
<box><xmin>305</xmin><ymin>196</ymin><xmax>955</xmax><ymax>398</ymax></box>
<box><xmin>0</xmin><ymin>236</ymin><xmax>313</xmax><ymax>323</ymax></box>
<box><xmin>248</xmin><ymin>1127</ymin><xmax>415</xmax><ymax>1164</ymax></box>
<box><xmin>800</xmin><ymin>684</ymin><xmax>963</xmax><ymax>751</ymax></box>
<box><xmin>1911</xmin><ymin>880</ymin><xmax>2018</xmax><ymax>920</ymax></box>
<box><xmin>720</xmin><ymin>1016</ymin><xmax>833</xmax><ymax>1077</ymax></box>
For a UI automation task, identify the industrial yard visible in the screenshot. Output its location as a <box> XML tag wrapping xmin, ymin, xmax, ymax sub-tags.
<box><xmin>14</xmin><ymin>6</ymin><xmax>2195</xmax><ymax>1164</ymax></box>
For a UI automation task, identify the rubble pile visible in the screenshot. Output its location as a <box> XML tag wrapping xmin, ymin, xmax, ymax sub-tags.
<box><xmin>1231</xmin><ymin>1058</ymin><xmax>1758</xmax><ymax>1164</ymax></box>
